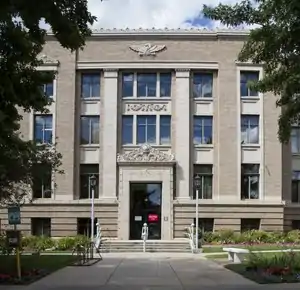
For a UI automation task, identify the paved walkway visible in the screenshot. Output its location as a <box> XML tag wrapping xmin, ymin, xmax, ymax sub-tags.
<box><xmin>2</xmin><ymin>253</ymin><xmax>300</xmax><ymax>290</ymax></box>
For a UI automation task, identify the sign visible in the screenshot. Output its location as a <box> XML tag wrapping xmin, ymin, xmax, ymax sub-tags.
<box><xmin>148</xmin><ymin>214</ymin><xmax>159</xmax><ymax>222</ymax></box>
<box><xmin>8</xmin><ymin>206</ymin><xmax>21</xmax><ymax>225</ymax></box>
<box><xmin>6</xmin><ymin>230</ymin><xmax>21</xmax><ymax>248</ymax></box>
<box><xmin>134</xmin><ymin>216</ymin><xmax>142</xmax><ymax>221</ymax></box>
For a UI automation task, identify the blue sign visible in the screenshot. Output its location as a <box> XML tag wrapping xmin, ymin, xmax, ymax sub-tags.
<box><xmin>8</xmin><ymin>206</ymin><xmax>21</xmax><ymax>225</ymax></box>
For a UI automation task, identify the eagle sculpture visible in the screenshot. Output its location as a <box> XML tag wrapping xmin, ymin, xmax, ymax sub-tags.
<box><xmin>129</xmin><ymin>43</ymin><xmax>166</xmax><ymax>56</ymax></box>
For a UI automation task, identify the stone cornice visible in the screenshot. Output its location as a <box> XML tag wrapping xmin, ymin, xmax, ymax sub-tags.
<box><xmin>46</xmin><ymin>28</ymin><xmax>250</xmax><ymax>40</ymax></box>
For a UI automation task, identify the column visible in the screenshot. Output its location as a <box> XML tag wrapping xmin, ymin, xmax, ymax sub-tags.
<box><xmin>100</xmin><ymin>69</ymin><xmax>118</xmax><ymax>199</ymax></box>
<box><xmin>174</xmin><ymin>69</ymin><xmax>191</xmax><ymax>200</ymax></box>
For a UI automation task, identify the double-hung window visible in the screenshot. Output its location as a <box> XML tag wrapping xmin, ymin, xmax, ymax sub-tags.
<box><xmin>81</xmin><ymin>73</ymin><xmax>100</xmax><ymax>99</ymax></box>
<box><xmin>292</xmin><ymin>171</ymin><xmax>300</xmax><ymax>203</ymax></box>
<box><xmin>241</xmin><ymin>115</ymin><xmax>259</xmax><ymax>144</ymax></box>
<box><xmin>241</xmin><ymin>164</ymin><xmax>260</xmax><ymax>199</ymax></box>
<box><xmin>137</xmin><ymin>115</ymin><xmax>156</xmax><ymax>144</ymax></box>
<box><xmin>34</xmin><ymin>115</ymin><xmax>53</xmax><ymax>144</ymax></box>
<box><xmin>193</xmin><ymin>165</ymin><xmax>213</xmax><ymax>199</ymax></box>
<box><xmin>291</xmin><ymin>127</ymin><xmax>300</xmax><ymax>154</ymax></box>
<box><xmin>240</xmin><ymin>71</ymin><xmax>259</xmax><ymax>97</ymax></box>
<box><xmin>80</xmin><ymin>116</ymin><xmax>100</xmax><ymax>145</ymax></box>
<box><xmin>193</xmin><ymin>73</ymin><xmax>213</xmax><ymax>99</ymax></box>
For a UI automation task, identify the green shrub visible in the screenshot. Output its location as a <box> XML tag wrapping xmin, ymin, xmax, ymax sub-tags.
<box><xmin>22</xmin><ymin>235</ymin><xmax>56</xmax><ymax>251</ymax></box>
<box><xmin>286</xmin><ymin>230</ymin><xmax>300</xmax><ymax>243</ymax></box>
<box><xmin>56</xmin><ymin>235</ymin><xmax>89</xmax><ymax>251</ymax></box>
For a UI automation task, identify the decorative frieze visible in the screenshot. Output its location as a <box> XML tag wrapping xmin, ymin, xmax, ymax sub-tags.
<box><xmin>129</xmin><ymin>43</ymin><xmax>166</xmax><ymax>56</ymax></box>
<box><xmin>38</xmin><ymin>54</ymin><xmax>59</xmax><ymax>65</ymax></box>
<box><xmin>126</xmin><ymin>103</ymin><xmax>167</xmax><ymax>112</ymax></box>
<box><xmin>117</xmin><ymin>144</ymin><xmax>175</xmax><ymax>163</ymax></box>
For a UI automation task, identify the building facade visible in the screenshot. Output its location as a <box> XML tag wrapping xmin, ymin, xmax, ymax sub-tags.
<box><xmin>0</xmin><ymin>28</ymin><xmax>299</xmax><ymax>239</ymax></box>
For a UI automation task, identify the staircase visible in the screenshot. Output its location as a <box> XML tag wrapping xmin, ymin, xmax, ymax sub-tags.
<box><xmin>100</xmin><ymin>239</ymin><xmax>191</xmax><ymax>253</ymax></box>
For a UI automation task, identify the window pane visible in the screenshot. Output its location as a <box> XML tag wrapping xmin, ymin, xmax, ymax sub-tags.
<box><xmin>80</xmin><ymin>116</ymin><xmax>99</xmax><ymax>144</ymax></box>
<box><xmin>292</xmin><ymin>181</ymin><xmax>299</xmax><ymax>203</ymax></box>
<box><xmin>160</xmin><ymin>116</ymin><xmax>171</xmax><ymax>144</ymax></box>
<box><xmin>241</xmin><ymin>115</ymin><xmax>259</xmax><ymax>144</ymax></box>
<box><xmin>160</xmin><ymin>73</ymin><xmax>171</xmax><ymax>97</ymax></box>
<box><xmin>91</xmin><ymin>117</ymin><xmax>100</xmax><ymax>144</ymax></box>
<box><xmin>34</xmin><ymin>115</ymin><xmax>53</xmax><ymax>144</ymax></box>
<box><xmin>193</xmin><ymin>165</ymin><xmax>213</xmax><ymax>199</ymax></box>
<box><xmin>80</xmin><ymin>164</ymin><xmax>99</xmax><ymax>199</ymax></box>
<box><xmin>241</xmin><ymin>164</ymin><xmax>260</xmax><ymax>199</ymax></box>
<box><xmin>81</xmin><ymin>74</ymin><xmax>100</xmax><ymax>98</ymax></box>
<box><xmin>122</xmin><ymin>73</ymin><xmax>134</xmax><ymax>98</ymax></box>
<box><xmin>137</xmin><ymin>116</ymin><xmax>156</xmax><ymax>144</ymax></box>
<box><xmin>291</xmin><ymin>128</ymin><xmax>300</xmax><ymax>153</ymax></box>
<box><xmin>137</xmin><ymin>73</ymin><xmax>157</xmax><ymax>97</ymax></box>
<box><xmin>122</xmin><ymin>116</ymin><xmax>133</xmax><ymax>144</ymax></box>
<box><xmin>45</xmin><ymin>83</ymin><xmax>53</xmax><ymax>97</ymax></box>
<box><xmin>193</xmin><ymin>116</ymin><xmax>213</xmax><ymax>144</ymax></box>
<box><xmin>240</xmin><ymin>71</ymin><xmax>259</xmax><ymax>97</ymax></box>
<box><xmin>193</xmin><ymin>73</ymin><xmax>213</xmax><ymax>98</ymax></box>
<box><xmin>80</xmin><ymin>117</ymin><xmax>90</xmax><ymax>144</ymax></box>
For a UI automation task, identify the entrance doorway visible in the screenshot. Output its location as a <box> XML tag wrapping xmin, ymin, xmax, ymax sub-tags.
<box><xmin>129</xmin><ymin>183</ymin><xmax>162</xmax><ymax>240</ymax></box>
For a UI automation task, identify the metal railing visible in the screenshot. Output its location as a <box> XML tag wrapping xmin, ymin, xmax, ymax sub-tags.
<box><xmin>141</xmin><ymin>223</ymin><xmax>148</xmax><ymax>253</ymax></box>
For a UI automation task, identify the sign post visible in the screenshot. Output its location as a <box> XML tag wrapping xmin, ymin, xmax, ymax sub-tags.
<box><xmin>7</xmin><ymin>206</ymin><xmax>22</xmax><ymax>280</ymax></box>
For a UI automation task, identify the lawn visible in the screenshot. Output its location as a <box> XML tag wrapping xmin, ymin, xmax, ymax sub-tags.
<box><xmin>0</xmin><ymin>254</ymin><xmax>76</xmax><ymax>285</ymax></box>
<box><xmin>202</xmin><ymin>244</ymin><xmax>300</xmax><ymax>253</ymax></box>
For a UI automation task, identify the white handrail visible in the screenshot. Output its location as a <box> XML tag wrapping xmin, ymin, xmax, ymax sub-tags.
<box><xmin>186</xmin><ymin>223</ymin><xmax>196</xmax><ymax>253</ymax></box>
<box><xmin>141</xmin><ymin>223</ymin><xmax>148</xmax><ymax>252</ymax></box>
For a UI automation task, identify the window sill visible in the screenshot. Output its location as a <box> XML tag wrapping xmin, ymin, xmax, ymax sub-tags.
<box><xmin>81</xmin><ymin>98</ymin><xmax>100</xmax><ymax>103</ymax></box>
<box><xmin>241</xmin><ymin>144</ymin><xmax>260</xmax><ymax>150</ymax></box>
<box><xmin>122</xmin><ymin>144</ymin><xmax>171</xmax><ymax>149</ymax></box>
<box><xmin>80</xmin><ymin>144</ymin><xmax>99</xmax><ymax>150</ymax></box>
<box><xmin>122</xmin><ymin>97</ymin><xmax>171</xmax><ymax>101</ymax></box>
<box><xmin>292</xmin><ymin>153</ymin><xmax>300</xmax><ymax>157</ymax></box>
<box><xmin>241</xmin><ymin>96</ymin><xmax>260</xmax><ymax>102</ymax></box>
<box><xmin>194</xmin><ymin>98</ymin><xmax>213</xmax><ymax>103</ymax></box>
<box><xmin>194</xmin><ymin>144</ymin><xmax>213</xmax><ymax>149</ymax></box>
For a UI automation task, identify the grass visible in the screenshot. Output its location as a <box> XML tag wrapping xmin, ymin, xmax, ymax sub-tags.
<box><xmin>0</xmin><ymin>254</ymin><xmax>76</xmax><ymax>284</ymax></box>
<box><xmin>202</xmin><ymin>244</ymin><xmax>300</xmax><ymax>253</ymax></box>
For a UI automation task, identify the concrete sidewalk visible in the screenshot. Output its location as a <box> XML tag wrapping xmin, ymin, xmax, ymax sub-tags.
<box><xmin>1</xmin><ymin>256</ymin><xmax>299</xmax><ymax>290</ymax></box>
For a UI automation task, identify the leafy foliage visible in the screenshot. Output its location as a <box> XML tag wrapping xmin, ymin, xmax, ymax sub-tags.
<box><xmin>0</xmin><ymin>0</ymin><xmax>96</xmax><ymax>201</ymax></box>
<box><xmin>203</xmin><ymin>0</ymin><xmax>300</xmax><ymax>142</ymax></box>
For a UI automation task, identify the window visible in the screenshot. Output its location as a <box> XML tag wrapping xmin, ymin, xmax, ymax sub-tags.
<box><xmin>193</xmin><ymin>73</ymin><xmax>213</xmax><ymax>98</ymax></box>
<box><xmin>32</xmin><ymin>164</ymin><xmax>52</xmax><ymax>199</ymax></box>
<box><xmin>122</xmin><ymin>73</ymin><xmax>134</xmax><ymax>98</ymax></box>
<box><xmin>122</xmin><ymin>72</ymin><xmax>172</xmax><ymax>98</ymax></box>
<box><xmin>77</xmin><ymin>218</ymin><xmax>97</xmax><ymax>237</ymax></box>
<box><xmin>159</xmin><ymin>116</ymin><xmax>171</xmax><ymax>144</ymax></box>
<box><xmin>241</xmin><ymin>164</ymin><xmax>260</xmax><ymax>199</ymax></box>
<box><xmin>80</xmin><ymin>116</ymin><xmax>99</xmax><ymax>145</ymax></box>
<box><xmin>137</xmin><ymin>115</ymin><xmax>156</xmax><ymax>144</ymax></box>
<box><xmin>193</xmin><ymin>218</ymin><xmax>214</xmax><ymax>232</ymax></box>
<box><xmin>193</xmin><ymin>165</ymin><xmax>213</xmax><ymax>199</ymax></box>
<box><xmin>292</xmin><ymin>220</ymin><xmax>300</xmax><ymax>230</ymax></box>
<box><xmin>240</xmin><ymin>71</ymin><xmax>259</xmax><ymax>97</ymax></box>
<box><xmin>122</xmin><ymin>116</ymin><xmax>133</xmax><ymax>145</ymax></box>
<box><xmin>42</xmin><ymin>82</ymin><xmax>54</xmax><ymax>98</ymax></box>
<box><xmin>291</xmin><ymin>127</ymin><xmax>300</xmax><ymax>154</ymax></box>
<box><xmin>241</xmin><ymin>115</ymin><xmax>259</xmax><ymax>144</ymax></box>
<box><xmin>292</xmin><ymin>171</ymin><xmax>300</xmax><ymax>203</ymax></box>
<box><xmin>31</xmin><ymin>218</ymin><xmax>51</xmax><ymax>237</ymax></box>
<box><xmin>241</xmin><ymin>219</ymin><xmax>260</xmax><ymax>232</ymax></box>
<box><xmin>193</xmin><ymin>116</ymin><xmax>213</xmax><ymax>145</ymax></box>
<box><xmin>160</xmin><ymin>73</ymin><xmax>172</xmax><ymax>97</ymax></box>
<box><xmin>81</xmin><ymin>73</ymin><xmax>100</xmax><ymax>99</ymax></box>
<box><xmin>80</xmin><ymin>164</ymin><xmax>99</xmax><ymax>199</ymax></box>
<box><xmin>34</xmin><ymin>115</ymin><xmax>53</xmax><ymax>144</ymax></box>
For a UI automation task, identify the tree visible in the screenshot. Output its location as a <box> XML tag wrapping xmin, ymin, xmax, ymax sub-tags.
<box><xmin>203</xmin><ymin>0</ymin><xmax>300</xmax><ymax>143</ymax></box>
<box><xmin>0</xmin><ymin>0</ymin><xmax>96</xmax><ymax>201</ymax></box>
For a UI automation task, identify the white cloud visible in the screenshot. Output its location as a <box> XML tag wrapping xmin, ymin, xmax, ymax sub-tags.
<box><xmin>89</xmin><ymin>0</ymin><xmax>241</xmax><ymax>29</ymax></box>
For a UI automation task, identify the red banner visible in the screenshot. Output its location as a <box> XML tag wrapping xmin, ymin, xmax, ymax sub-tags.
<box><xmin>148</xmin><ymin>214</ymin><xmax>159</xmax><ymax>222</ymax></box>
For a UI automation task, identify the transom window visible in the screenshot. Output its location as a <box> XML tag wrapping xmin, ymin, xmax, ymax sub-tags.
<box><xmin>241</xmin><ymin>115</ymin><xmax>259</xmax><ymax>144</ymax></box>
<box><xmin>240</xmin><ymin>71</ymin><xmax>259</xmax><ymax>97</ymax></box>
<box><xmin>292</xmin><ymin>171</ymin><xmax>300</xmax><ymax>203</ymax></box>
<box><xmin>122</xmin><ymin>72</ymin><xmax>172</xmax><ymax>98</ymax></box>
<box><xmin>81</xmin><ymin>73</ymin><xmax>100</xmax><ymax>99</ymax></box>
<box><xmin>241</xmin><ymin>164</ymin><xmax>260</xmax><ymax>199</ymax></box>
<box><xmin>193</xmin><ymin>165</ymin><xmax>213</xmax><ymax>199</ymax></box>
<box><xmin>80</xmin><ymin>116</ymin><xmax>100</xmax><ymax>145</ymax></box>
<box><xmin>291</xmin><ymin>127</ymin><xmax>300</xmax><ymax>154</ymax></box>
<box><xmin>80</xmin><ymin>164</ymin><xmax>99</xmax><ymax>199</ymax></box>
<box><xmin>193</xmin><ymin>73</ymin><xmax>213</xmax><ymax>98</ymax></box>
<box><xmin>193</xmin><ymin>116</ymin><xmax>213</xmax><ymax>145</ymax></box>
<box><xmin>34</xmin><ymin>115</ymin><xmax>53</xmax><ymax>144</ymax></box>
<box><xmin>122</xmin><ymin>115</ymin><xmax>171</xmax><ymax>145</ymax></box>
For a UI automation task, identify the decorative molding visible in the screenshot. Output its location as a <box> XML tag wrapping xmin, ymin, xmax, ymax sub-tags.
<box><xmin>126</xmin><ymin>103</ymin><xmax>167</xmax><ymax>112</ymax></box>
<box><xmin>103</xmin><ymin>68</ymin><xmax>119</xmax><ymax>72</ymax></box>
<box><xmin>117</xmin><ymin>144</ymin><xmax>175</xmax><ymax>163</ymax></box>
<box><xmin>129</xmin><ymin>43</ymin><xmax>166</xmax><ymax>56</ymax></box>
<box><xmin>38</xmin><ymin>54</ymin><xmax>59</xmax><ymax>66</ymax></box>
<box><xmin>175</xmin><ymin>68</ymin><xmax>190</xmax><ymax>72</ymax></box>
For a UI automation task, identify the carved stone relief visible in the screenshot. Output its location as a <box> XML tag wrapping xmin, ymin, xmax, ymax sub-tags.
<box><xmin>117</xmin><ymin>144</ymin><xmax>175</xmax><ymax>163</ymax></box>
<box><xmin>129</xmin><ymin>43</ymin><xmax>166</xmax><ymax>56</ymax></box>
<box><xmin>126</xmin><ymin>103</ymin><xmax>167</xmax><ymax>112</ymax></box>
<box><xmin>38</xmin><ymin>54</ymin><xmax>59</xmax><ymax>65</ymax></box>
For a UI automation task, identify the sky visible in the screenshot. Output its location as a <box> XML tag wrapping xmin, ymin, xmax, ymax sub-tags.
<box><xmin>85</xmin><ymin>0</ymin><xmax>243</xmax><ymax>29</ymax></box>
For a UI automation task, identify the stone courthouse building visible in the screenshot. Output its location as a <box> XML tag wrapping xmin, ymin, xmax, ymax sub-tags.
<box><xmin>0</xmin><ymin>28</ymin><xmax>300</xmax><ymax>240</ymax></box>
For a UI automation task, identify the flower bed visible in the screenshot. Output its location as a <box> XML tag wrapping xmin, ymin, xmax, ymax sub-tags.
<box><xmin>226</xmin><ymin>251</ymin><xmax>300</xmax><ymax>284</ymax></box>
